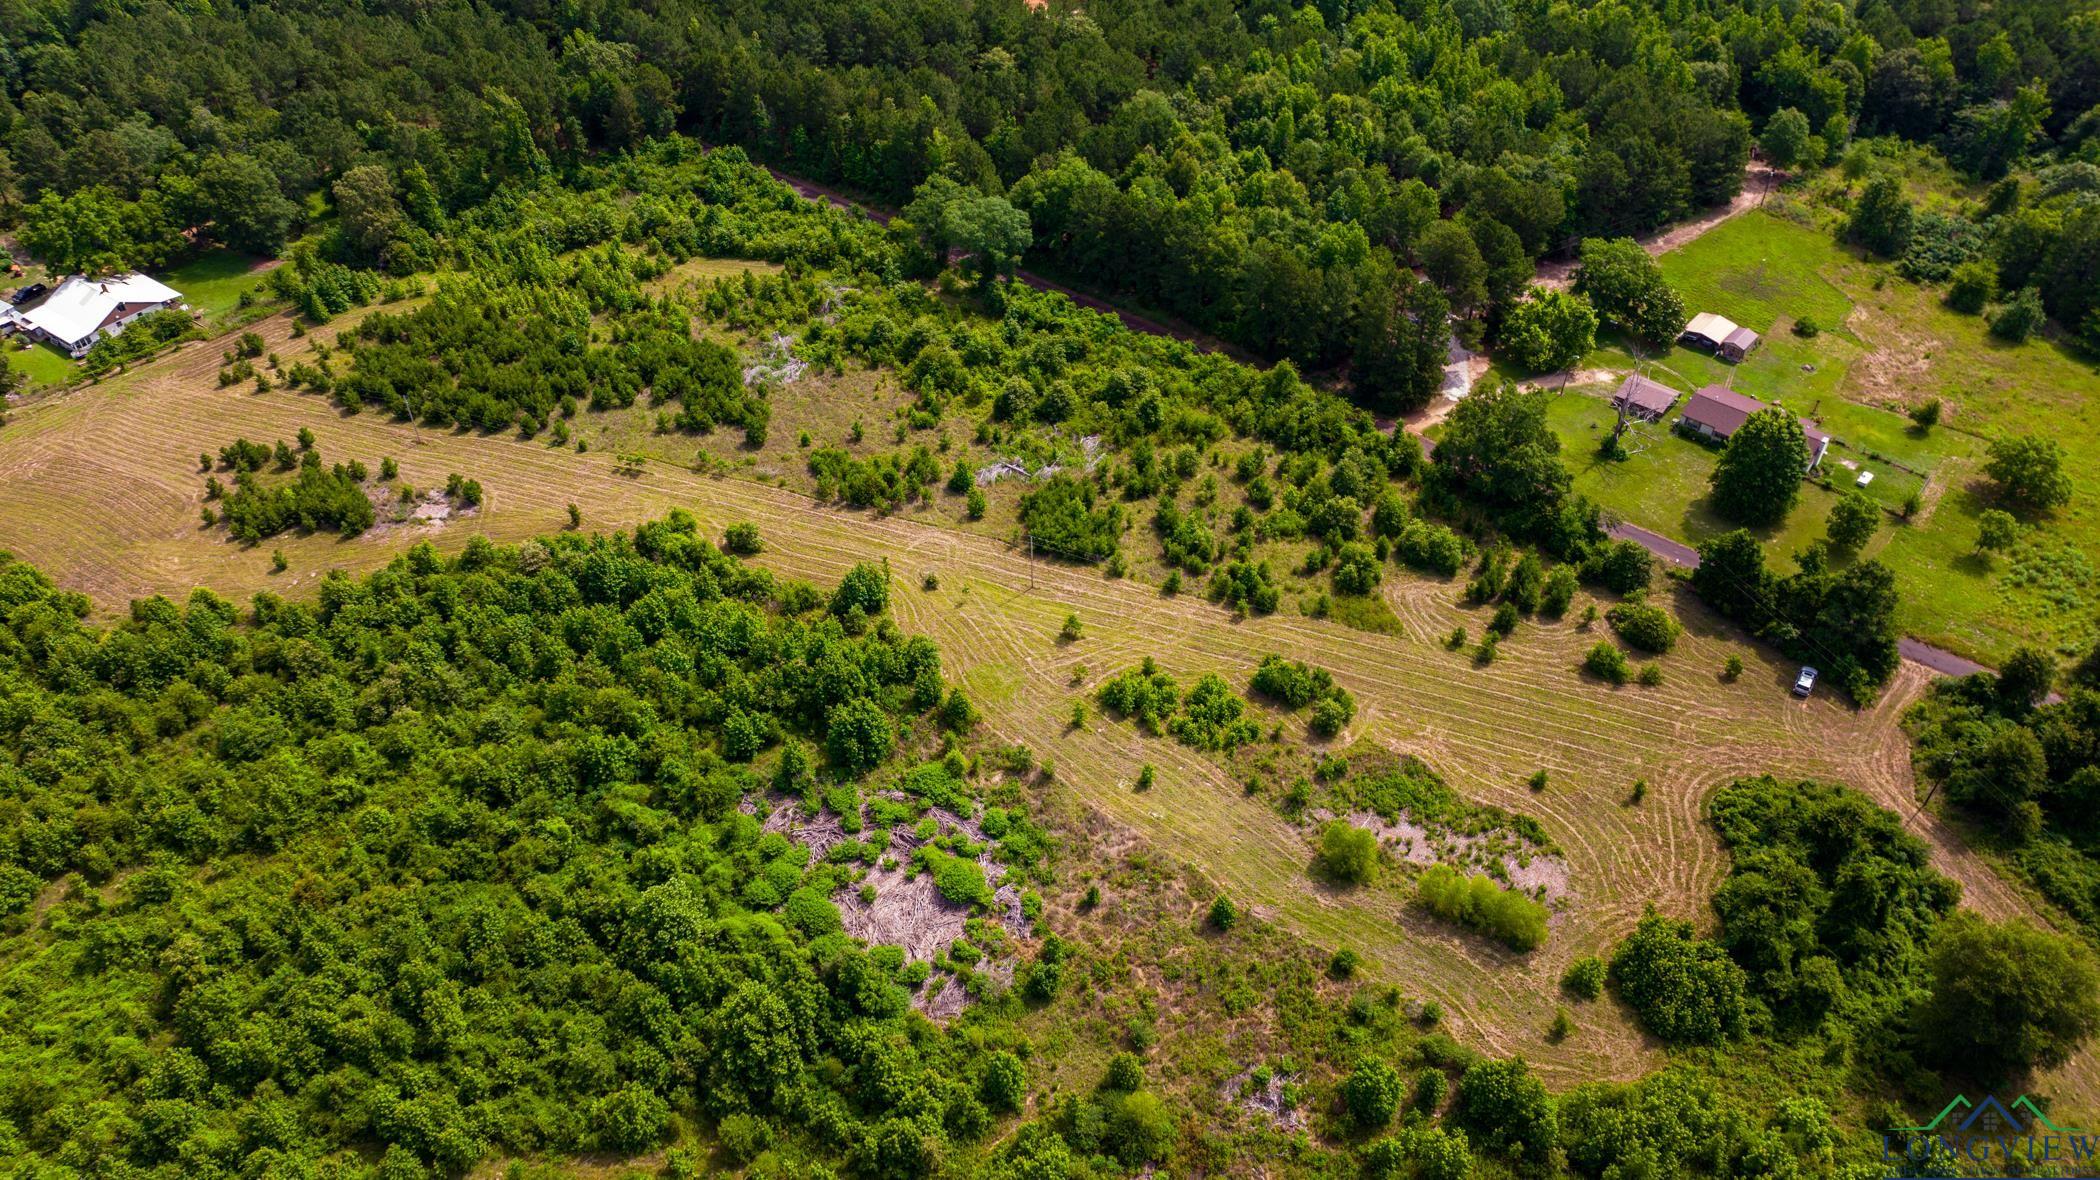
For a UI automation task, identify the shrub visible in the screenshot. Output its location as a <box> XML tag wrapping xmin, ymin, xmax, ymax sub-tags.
<box><xmin>1457</xmin><ymin>1058</ymin><xmax>1558</xmax><ymax>1162</ymax></box>
<box><xmin>717</xmin><ymin>1113</ymin><xmax>774</xmax><ymax>1165</ymax></box>
<box><xmin>1330</xmin><ymin>949</ymin><xmax>1361</xmax><ymax>979</ymax></box>
<box><xmin>1310</xmin><ymin>693</ymin><xmax>1355</xmax><ymax>738</ymax></box>
<box><xmin>1609</xmin><ymin>912</ymin><xmax>1747</xmax><ymax>1043</ymax></box>
<box><xmin>1104</xmin><ymin>1052</ymin><xmax>1145</xmax><ymax>1092</ymax></box>
<box><xmin>723</xmin><ymin>522</ymin><xmax>762</xmax><ymax>555</ymax></box>
<box><xmin>1584</xmin><ymin>642</ymin><xmax>1631</xmax><ymax>685</ymax></box>
<box><xmin>1897</xmin><ymin>210</ymin><xmax>1988</xmax><ymax>283</ymax></box>
<box><xmin>1947</xmin><ymin>260</ymin><xmax>1995</xmax><ymax>314</ymax></box>
<box><xmin>1208</xmin><ymin>895</ymin><xmax>1238</xmax><ymax>931</ymax></box>
<box><xmin>1539</xmin><ymin>565</ymin><xmax>1579</xmax><ymax>616</ymax></box>
<box><xmin>1989</xmin><ymin>288</ymin><xmax>2047</xmax><ymax>343</ymax></box>
<box><xmin>921</xmin><ymin>849</ymin><xmax>993</xmax><ymax>908</ymax></box>
<box><xmin>1506</xmin><ymin>553</ymin><xmax>1545</xmax><ymax>612</ymax></box>
<box><xmin>1489</xmin><ymin>602</ymin><xmax>1519</xmax><ymax>637</ymax></box>
<box><xmin>1342</xmin><ymin>1059</ymin><xmax>1406</xmax><ymax>1130</ymax></box>
<box><xmin>1412</xmin><ymin>1068</ymin><xmax>1449</xmax><ymax>1115</ymax></box>
<box><xmin>1723</xmin><ymin>654</ymin><xmax>1745</xmax><ymax>681</ymax></box>
<box><xmin>1606</xmin><ymin>600</ymin><xmax>1679</xmax><ymax>653</ymax></box>
<box><xmin>594</xmin><ymin>1086</ymin><xmax>670</xmax><ymax>1153</ymax></box>
<box><xmin>1020</xmin><ymin>475</ymin><xmax>1122</xmax><ymax>561</ymax></box>
<box><xmin>1397</xmin><ymin>520</ymin><xmax>1467</xmax><ymax>576</ymax></box>
<box><xmin>1105</xmin><ymin>1091</ymin><xmax>1175</xmax><ymax>1165</ymax></box>
<box><xmin>1582</xmin><ymin>539</ymin><xmax>1653</xmax><ymax>594</ymax></box>
<box><xmin>1209</xmin><ymin>559</ymin><xmax>1281</xmax><ymax>614</ymax></box>
<box><xmin>832</xmin><ymin>561</ymin><xmax>890</xmax><ymax>617</ymax></box>
<box><xmin>1318</xmin><ymin>821</ymin><xmax>1381</xmax><ymax>884</ymax></box>
<box><xmin>1333</xmin><ymin>541</ymin><xmax>1383</xmax><ymax>595</ymax></box>
<box><xmin>1416</xmin><ymin>864</ymin><xmax>1549</xmax><ymax>951</ymax></box>
<box><xmin>1371</xmin><ymin>490</ymin><xmax>1411</xmax><ymax>539</ymax></box>
<box><xmin>1909</xmin><ymin>398</ymin><xmax>1943</xmax><ymax>430</ymax></box>
<box><xmin>974</xmin><ymin>1045</ymin><xmax>1024</xmax><ymax>1108</ymax></box>
<box><xmin>1561</xmin><ymin>956</ymin><xmax>1607</xmax><ymax>999</ymax></box>
<box><xmin>1252</xmin><ymin>654</ymin><xmax>1324</xmax><ymax>708</ymax></box>
<box><xmin>1637</xmin><ymin>662</ymin><xmax>1664</xmax><ymax>687</ymax></box>
<box><xmin>1792</xmin><ymin>316</ymin><xmax>1820</xmax><ymax>337</ymax></box>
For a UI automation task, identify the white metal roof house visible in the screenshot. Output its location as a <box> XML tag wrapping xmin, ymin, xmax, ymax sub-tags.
<box><xmin>2</xmin><ymin>274</ymin><xmax>186</xmax><ymax>357</ymax></box>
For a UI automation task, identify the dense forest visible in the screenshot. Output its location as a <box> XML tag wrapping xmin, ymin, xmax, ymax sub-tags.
<box><xmin>0</xmin><ymin>521</ymin><xmax>1053</xmax><ymax>1174</ymax></box>
<box><xmin>4</xmin><ymin>0</ymin><xmax>2100</xmax><ymax>373</ymax></box>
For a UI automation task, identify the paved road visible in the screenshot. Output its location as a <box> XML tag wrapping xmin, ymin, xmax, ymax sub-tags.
<box><xmin>1897</xmin><ymin>637</ymin><xmax>1992</xmax><ymax>678</ymax></box>
<box><xmin>1604</xmin><ymin>522</ymin><xmax>2001</xmax><ymax>680</ymax></box>
<box><xmin>1606</xmin><ymin>521</ymin><xmax>1698</xmax><ymax>567</ymax></box>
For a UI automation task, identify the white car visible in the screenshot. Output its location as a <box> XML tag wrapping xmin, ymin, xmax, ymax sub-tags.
<box><xmin>1792</xmin><ymin>666</ymin><xmax>1818</xmax><ymax>698</ymax></box>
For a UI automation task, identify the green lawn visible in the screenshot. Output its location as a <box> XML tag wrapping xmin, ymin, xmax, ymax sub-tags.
<box><xmin>160</xmin><ymin>251</ymin><xmax>275</xmax><ymax>326</ymax></box>
<box><xmin>1544</xmin><ymin>390</ymin><xmax>1839</xmax><ymax>567</ymax></box>
<box><xmin>1658</xmin><ymin>211</ymin><xmax>1855</xmax><ymax>339</ymax></box>
<box><xmin>3</xmin><ymin>339</ymin><xmax>79</xmax><ymax>390</ymax></box>
<box><xmin>1563</xmin><ymin>202</ymin><xmax>2100</xmax><ymax>663</ymax></box>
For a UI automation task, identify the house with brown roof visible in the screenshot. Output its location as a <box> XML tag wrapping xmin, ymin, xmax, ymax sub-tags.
<box><xmin>1679</xmin><ymin>385</ymin><xmax>1829</xmax><ymax>470</ymax></box>
<box><xmin>1680</xmin><ymin>311</ymin><xmax>1760</xmax><ymax>362</ymax></box>
<box><xmin>1610</xmin><ymin>373</ymin><xmax>1679</xmax><ymax>421</ymax></box>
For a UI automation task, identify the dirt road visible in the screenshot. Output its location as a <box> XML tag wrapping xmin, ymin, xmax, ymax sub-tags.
<box><xmin>1534</xmin><ymin>164</ymin><xmax>1780</xmax><ymax>289</ymax></box>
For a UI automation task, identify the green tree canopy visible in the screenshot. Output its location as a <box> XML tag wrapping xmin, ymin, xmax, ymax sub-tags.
<box><xmin>1826</xmin><ymin>489</ymin><xmax>1882</xmax><ymax>553</ymax></box>
<box><xmin>1572</xmin><ymin>237</ymin><xmax>1688</xmax><ymax>344</ymax></box>
<box><xmin>1499</xmin><ymin>287</ymin><xmax>1598</xmax><ymax>375</ymax></box>
<box><xmin>1984</xmin><ymin>436</ymin><xmax>2073</xmax><ymax>510</ymax></box>
<box><xmin>1920</xmin><ymin>913</ymin><xmax>2100</xmax><ymax>1075</ymax></box>
<box><xmin>1710</xmin><ymin>408</ymin><xmax>1811</xmax><ymax>526</ymax></box>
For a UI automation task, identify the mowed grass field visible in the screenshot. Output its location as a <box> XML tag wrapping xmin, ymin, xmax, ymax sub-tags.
<box><xmin>1559</xmin><ymin>209</ymin><xmax>2100</xmax><ymax>663</ymax></box>
<box><xmin>4</xmin><ymin>306</ymin><xmax>2092</xmax><ymax>1118</ymax></box>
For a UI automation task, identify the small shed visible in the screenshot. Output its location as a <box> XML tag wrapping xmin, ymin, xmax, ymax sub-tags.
<box><xmin>1680</xmin><ymin>385</ymin><xmax>1829</xmax><ymax>470</ymax></box>
<box><xmin>1721</xmin><ymin>325</ymin><xmax>1761</xmax><ymax>362</ymax></box>
<box><xmin>1610</xmin><ymin>373</ymin><xmax>1679</xmax><ymax>421</ymax></box>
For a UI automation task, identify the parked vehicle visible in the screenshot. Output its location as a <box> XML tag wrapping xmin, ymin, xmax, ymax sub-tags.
<box><xmin>1793</xmin><ymin>666</ymin><xmax>1818</xmax><ymax>698</ymax></box>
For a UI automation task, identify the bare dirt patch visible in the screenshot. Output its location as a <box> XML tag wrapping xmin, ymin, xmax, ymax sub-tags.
<box><xmin>1311</xmin><ymin>808</ymin><xmax>1571</xmax><ymax>901</ymax></box>
<box><xmin>1220</xmin><ymin>1069</ymin><xmax>1305</xmax><ymax>1131</ymax></box>
<box><xmin>764</xmin><ymin>796</ymin><xmax>1031</xmax><ymax>1019</ymax></box>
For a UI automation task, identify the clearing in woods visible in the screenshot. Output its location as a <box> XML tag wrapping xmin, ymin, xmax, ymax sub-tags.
<box><xmin>0</xmin><ymin>307</ymin><xmax>2091</xmax><ymax>1114</ymax></box>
